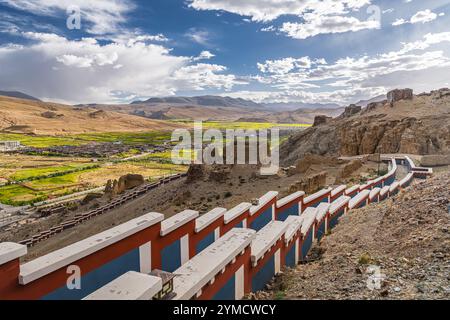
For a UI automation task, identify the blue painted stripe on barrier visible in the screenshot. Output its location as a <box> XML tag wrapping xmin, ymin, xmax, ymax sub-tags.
<box><xmin>285</xmin><ymin>244</ymin><xmax>296</xmax><ymax>268</ymax></box>
<box><xmin>277</xmin><ymin>203</ymin><xmax>299</xmax><ymax>222</ymax></box>
<box><xmin>196</xmin><ymin>231</ymin><xmax>215</xmax><ymax>254</ymax></box>
<box><xmin>316</xmin><ymin>221</ymin><xmax>326</xmax><ymax>241</ymax></box>
<box><xmin>385</xmin><ymin>176</ymin><xmax>395</xmax><ymax>186</ymax></box>
<box><xmin>161</xmin><ymin>239</ymin><xmax>181</xmax><ymax>272</ymax></box>
<box><xmin>329</xmin><ymin>208</ymin><xmax>345</xmax><ymax>230</ymax></box>
<box><xmin>307</xmin><ymin>197</ymin><xmax>329</xmax><ymax>209</ymax></box>
<box><xmin>337</xmin><ymin>208</ymin><xmax>345</xmax><ymax>219</ymax></box>
<box><xmin>250</xmin><ymin>207</ymin><xmax>273</xmax><ymax>232</ymax></box>
<box><xmin>301</xmin><ymin>230</ymin><xmax>313</xmax><ymax>261</ymax></box>
<box><xmin>357</xmin><ymin>200</ymin><xmax>367</xmax><ymax>209</ymax></box>
<box><xmin>42</xmin><ymin>248</ymin><xmax>140</xmax><ymax>300</ymax></box>
<box><xmin>213</xmin><ymin>275</ymin><xmax>236</xmax><ymax>300</ymax></box>
<box><xmin>252</xmin><ymin>256</ymin><xmax>275</xmax><ymax>292</ymax></box>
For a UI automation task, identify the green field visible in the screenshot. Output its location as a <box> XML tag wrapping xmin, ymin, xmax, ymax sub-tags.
<box><xmin>0</xmin><ymin>122</ymin><xmax>309</xmax><ymax>148</ymax></box>
<box><xmin>175</xmin><ymin>121</ymin><xmax>310</xmax><ymax>130</ymax></box>
<box><xmin>0</xmin><ymin>184</ymin><xmax>48</xmax><ymax>206</ymax></box>
<box><xmin>0</xmin><ymin>121</ymin><xmax>309</xmax><ymax>206</ymax></box>
<box><xmin>0</xmin><ymin>131</ymin><xmax>173</xmax><ymax>148</ymax></box>
<box><xmin>9</xmin><ymin>164</ymin><xmax>98</xmax><ymax>181</ymax></box>
<box><xmin>0</xmin><ymin>160</ymin><xmax>186</xmax><ymax>206</ymax></box>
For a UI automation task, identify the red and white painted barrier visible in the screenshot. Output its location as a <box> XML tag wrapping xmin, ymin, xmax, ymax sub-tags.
<box><xmin>248</xmin><ymin>192</ymin><xmax>278</xmax><ymax>231</ymax></box>
<box><xmin>348</xmin><ymin>190</ymin><xmax>370</xmax><ymax>210</ymax></box>
<box><xmin>315</xmin><ymin>203</ymin><xmax>330</xmax><ymax>241</ymax></box>
<box><xmin>330</xmin><ymin>185</ymin><xmax>347</xmax><ymax>202</ymax></box>
<box><xmin>282</xmin><ymin>216</ymin><xmax>302</xmax><ymax>267</ymax></box>
<box><xmin>369</xmin><ymin>187</ymin><xmax>381</xmax><ymax>203</ymax></box>
<box><xmin>302</xmin><ymin>188</ymin><xmax>332</xmax><ymax>212</ymax></box>
<box><xmin>275</xmin><ymin>191</ymin><xmax>304</xmax><ymax>221</ymax></box>
<box><xmin>345</xmin><ymin>185</ymin><xmax>360</xmax><ymax>198</ymax></box>
<box><xmin>173</xmin><ymin>228</ymin><xmax>255</xmax><ymax>300</ymax></box>
<box><xmin>0</xmin><ymin>156</ymin><xmax>433</xmax><ymax>300</ymax></box>
<box><xmin>221</xmin><ymin>203</ymin><xmax>252</xmax><ymax>235</ymax></box>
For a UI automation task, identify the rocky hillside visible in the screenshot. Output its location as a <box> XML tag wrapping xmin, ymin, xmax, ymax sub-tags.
<box><xmin>87</xmin><ymin>101</ymin><xmax>344</xmax><ymax>123</ymax></box>
<box><xmin>260</xmin><ymin>172</ymin><xmax>450</xmax><ymax>300</ymax></box>
<box><xmin>0</xmin><ymin>95</ymin><xmax>185</xmax><ymax>135</ymax></box>
<box><xmin>265</xmin><ymin>107</ymin><xmax>345</xmax><ymax>124</ymax></box>
<box><xmin>280</xmin><ymin>88</ymin><xmax>450</xmax><ymax>166</ymax></box>
<box><xmin>131</xmin><ymin>95</ymin><xmax>265</xmax><ymax>110</ymax></box>
<box><xmin>0</xmin><ymin>90</ymin><xmax>40</xmax><ymax>102</ymax></box>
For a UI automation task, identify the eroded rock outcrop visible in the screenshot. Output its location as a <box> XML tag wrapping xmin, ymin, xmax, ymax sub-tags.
<box><xmin>280</xmin><ymin>89</ymin><xmax>450</xmax><ymax>166</ymax></box>
<box><xmin>288</xmin><ymin>171</ymin><xmax>327</xmax><ymax>194</ymax></box>
<box><xmin>387</xmin><ymin>88</ymin><xmax>413</xmax><ymax>106</ymax></box>
<box><xmin>341</xmin><ymin>104</ymin><xmax>362</xmax><ymax>118</ymax></box>
<box><xmin>105</xmin><ymin>174</ymin><xmax>145</xmax><ymax>196</ymax></box>
<box><xmin>313</xmin><ymin>115</ymin><xmax>332</xmax><ymax>127</ymax></box>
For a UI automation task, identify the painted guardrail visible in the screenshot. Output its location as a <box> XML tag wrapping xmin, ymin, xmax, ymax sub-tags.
<box><xmin>0</xmin><ymin>156</ymin><xmax>432</xmax><ymax>300</ymax></box>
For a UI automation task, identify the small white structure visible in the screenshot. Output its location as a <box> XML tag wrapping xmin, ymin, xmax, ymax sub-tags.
<box><xmin>0</xmin><ymin>141</ymin><xmax>21</xmax><ymax>152</ymax></box>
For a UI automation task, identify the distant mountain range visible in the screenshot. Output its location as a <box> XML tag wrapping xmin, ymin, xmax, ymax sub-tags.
<box><xmin>131</xmin><ymin>95</ymin><xmax>266</xmax><ymax>110</ymax></box>
<box><xmin>1</xmin><ymin>90</ymin><xmax>389</xmax><ymax>125</ymax></box>
<box><xmin>262</xmin><ymin>102</ymin><xmax>341</xmax><ymax>112</ymax></box>
<box><xmin>131</xmin><ymin>96</ymin><xmax>344</xmax><ymax>112</ymax></box>
<box><xmin>0</xmin><ymin>90</ymin><xmax>41</xmax><ymax>102</ymax></box>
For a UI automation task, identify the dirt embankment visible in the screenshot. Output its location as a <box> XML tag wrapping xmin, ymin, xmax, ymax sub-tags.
<box><xmin>260</xmin><ymin>172</ymin><xmax>450</xmax><ymax>300</ymax></box>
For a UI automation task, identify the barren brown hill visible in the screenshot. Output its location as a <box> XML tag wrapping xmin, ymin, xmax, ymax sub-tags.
<box><xmin>266</xmin><ymin>107</ymin><xmax>345</xmax><ymax>124</ymax></box>
<box><xmin>91</xmin><ymin>103</ymin><xmax>268</xmax><ymax>121</ymax></box>
<box><xmin>280</xmin><ymin>89</ymin><xmax>450</xmax><ymax>166</ymax></box>
<box><xmin>0</xmin><ymin>96</ymin><xmax>186</xmax><ymax>135</ymax></box>
<box><xmin>86</xmin><ymin>103</ymin><xmax>344</xmax><ymax>124</ymax></box>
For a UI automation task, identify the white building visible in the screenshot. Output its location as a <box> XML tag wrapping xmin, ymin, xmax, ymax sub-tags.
<box><xmin>0</xmin><ymin>141</ymin><xmax>21</xmax><ymax>152</ymax></box>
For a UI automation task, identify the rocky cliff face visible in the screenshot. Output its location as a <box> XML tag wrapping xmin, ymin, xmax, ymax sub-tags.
<box><xmin>280</xmin><ymin>89</ymin><xmax>450</xmax><ymax>166</ymax></box>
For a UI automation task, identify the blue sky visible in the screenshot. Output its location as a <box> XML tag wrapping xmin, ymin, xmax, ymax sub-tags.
<box><xmin>0</xmin><ymin>0</ymin><xmax>449</xmax><ymax>105</ymax></box>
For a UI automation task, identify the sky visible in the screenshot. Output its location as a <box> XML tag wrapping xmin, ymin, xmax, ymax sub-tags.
<box><xmin>0</xmin><ymin>0</ymin><xmax>449</xmax><ymax>105</ymax></box>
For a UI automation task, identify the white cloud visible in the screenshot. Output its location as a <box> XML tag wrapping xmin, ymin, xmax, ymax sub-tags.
<box><xmin>189</xmin><ymin>0</ymin><xmax>371</xmax><ymax>22</ymax></box>
<box><xmin>186</xmin><ymin>28</ymin><xmax>212</xmax><ymax>46</ymax></box>
<box><xmin>231</xmin><ymin>32</ymin><xmax>450</xmax><ymax>104</ymax></box>
<box><xmin>172</xmin><ymin>63</ymin><xmax>246</xmax><ymax>91</ymax></box>
<box><xmin>399</xmin><ymin>32</ymin><xmax>450</xmax><ymax>53</ymax></box>
<box><xmin>218</xmin><ymin>87</ymin><xmax>386</xmax><ymax>105</ymax></box>
<box><xmin>194</xmin><ymin>50</ymin><xmax>215</xmax><ymax>61</ymax></box>
<box><xmin>56</xmin><ymin>54</ymin><xmax>94</xmax><ymax>68</ymax></box>
<box><xmin>410</xmin><ymin>9</ymin><xmax>438</xmax><ymax>24</ymax></box>
<box><xmin>189</xmin><ymin>0</ymin><xmax>376</xmax><ymax>39</ymax></box>
<box><xmin>280</xmin><ymin>14</ymin><xmax>379</xmax><ymax>40</ymax></box>
<box><xmin>261</xmin><ymin>25</ymin><xmax>276</xmax><ymax>32</ymax></box>
<box><xmin>257</xmin><ymin>57</ymin><xmax>325</xmax><ymax>74</ymax></box>
<box><xmin>392</xmin><ymin>18</ymin><xmax>407</xmax><ymax>26</ymax></box>
<box><xmin>392</xmin><ymin>9</ymin><xmax>439</xmax><ymax>26</ymax></box>
<box><xmin>0</xmin><ymin>32</ymin><xmax>242</xmax><ymax>104</ymax></box>
<box><xmin>0</xmin><ymin>0</ymin><xmax>135</xmax><ymax>34</ymax></box>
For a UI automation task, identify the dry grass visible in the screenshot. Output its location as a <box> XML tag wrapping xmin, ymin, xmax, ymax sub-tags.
<box><xmin>0</xmin><ymin>95</ymin><xmax>186</xmax><ymax>135</ymax></box>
